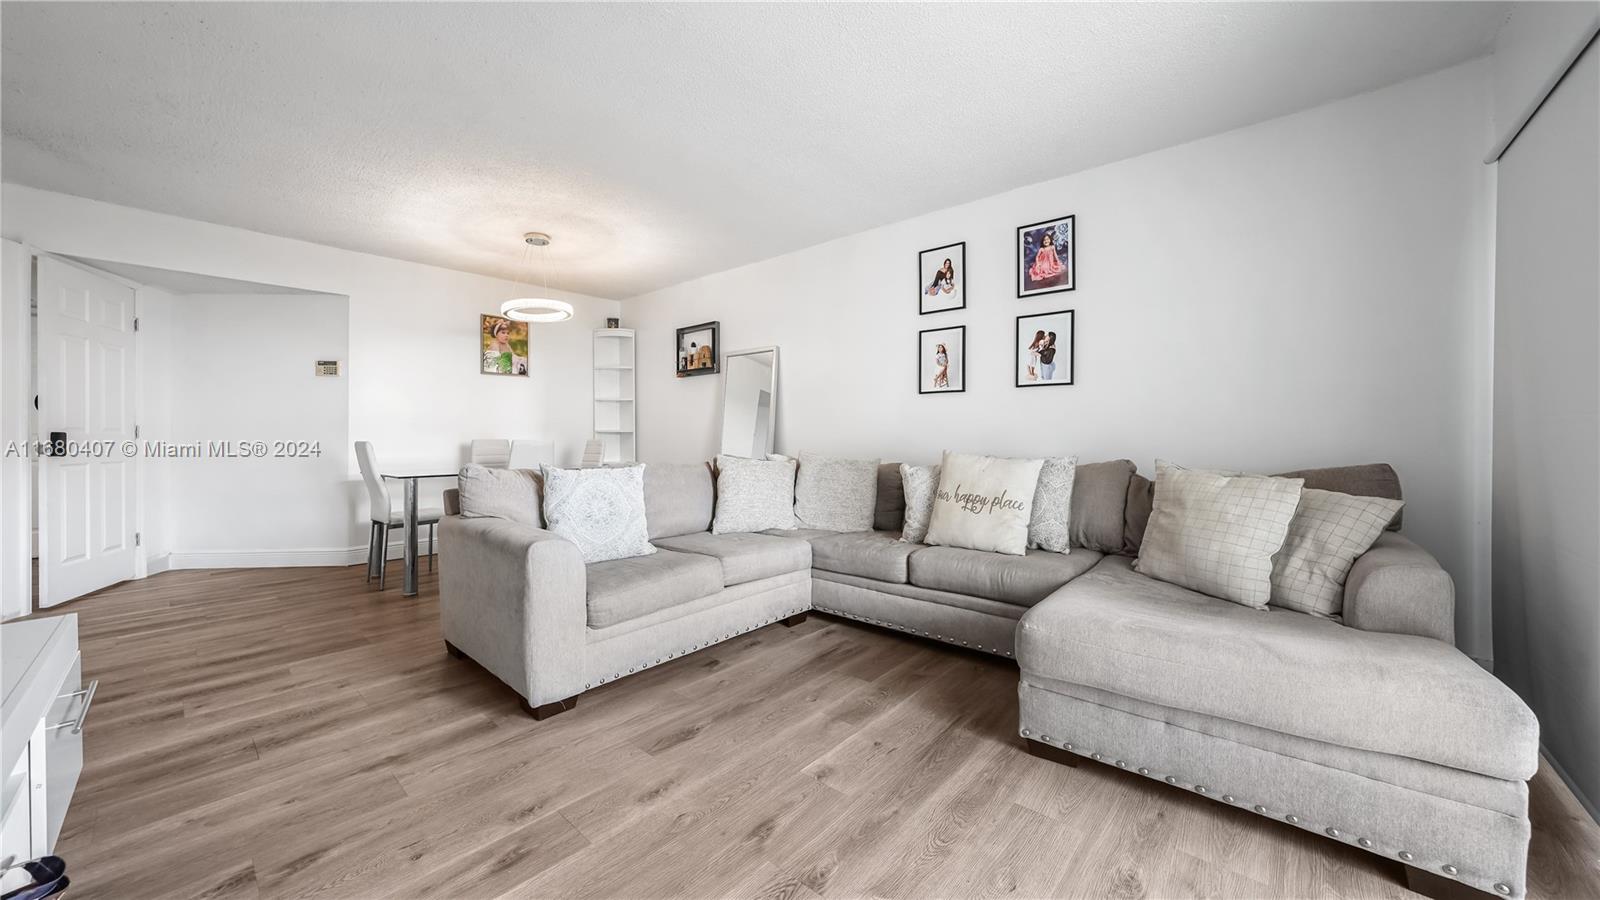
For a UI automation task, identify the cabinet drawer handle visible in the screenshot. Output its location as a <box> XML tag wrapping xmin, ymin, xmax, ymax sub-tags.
<box><xmin>47</xmin><ymin>679</ymin><xmax>97</xmax><ymax>735</ymax></box>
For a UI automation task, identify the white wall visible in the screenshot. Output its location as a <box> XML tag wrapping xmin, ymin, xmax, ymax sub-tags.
<box><xmin>0</xmin><ymin>185</ymin><xmax>620</xmax><ymax>567</ymax></box>
<box><xmin>623</xmin><ymin>61</ymin><xmax>1497</xmax><ymax>659</ymax></box>
<box><xmin>1491</xmin><ymin>38</ymin><xmax>1599</xmax><ymax>820</ymax></box>
<box><xmin>157</xmin><ymin>293</ymin><xmax>351</xmax><ymax>562</ymax></box>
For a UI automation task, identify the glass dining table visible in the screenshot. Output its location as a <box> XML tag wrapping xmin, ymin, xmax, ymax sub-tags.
<box><xmin>380</xmin><ymin>469</ymin><xmax>458</xmax><ymax>597</ymax></box>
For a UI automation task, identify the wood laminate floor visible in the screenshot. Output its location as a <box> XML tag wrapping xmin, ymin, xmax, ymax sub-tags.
<box><xmin>35</xmin><ymin>562</ymin><xmax>1600</xmax><ymax>899</ymax></box>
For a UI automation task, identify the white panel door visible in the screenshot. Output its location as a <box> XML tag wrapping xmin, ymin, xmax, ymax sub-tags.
<box><xmin>35</xmin><ymin>257</ymin><xmax>137</xmax><ymax>607</ymax></box>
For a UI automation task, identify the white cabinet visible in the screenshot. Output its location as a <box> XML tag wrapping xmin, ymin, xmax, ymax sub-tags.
<box><xmin>593</xmin><ymin>328</ymin><xmax>636</xmax><ymax>463</ymax></box>
<box><xmin>1</xmin><ymin>614</ymin><xmax>90</xmax><ymax>883</ymax></box>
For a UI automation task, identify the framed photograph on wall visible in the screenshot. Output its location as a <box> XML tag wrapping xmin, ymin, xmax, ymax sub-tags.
<box><xmin>918</xmin><ymin>241</ymin><xmax>965</xmax><ymax>314</ymax></box>
<box><xmin>1017</xmin><ymin>214</ymin><xmax>1075</xmax><ymax>297</ymax></box>
<box><xmin>918</xmin><ymin>324</ymin><xmax>965</xmax><ymax>394</ymax></box>
<box><xmin>676</xmin><ymin>321</ymin><xmax>720</xmax><ymax>377</ymax></box>
<box><xmin>1016</xmin><ymin>309</ymin><xmax>1074</xmax><ymax>387</ymax></box>
<box><xmin>481</xmin><ymin>313</ymin><xmax>530</xmax><ymax>376</ymax></box>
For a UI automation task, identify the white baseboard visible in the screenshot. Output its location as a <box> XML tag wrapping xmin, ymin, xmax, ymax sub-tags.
<box><xmin>1542</xmin><ymin>742</ymin><xmax>1599</xmax><ymax>826</ymax></box>
<box><xmin>164</xmin><ymin>534</ymin><xmax>436</xmax><ymax>571</ymax></box>
<box><xmin>145</xmin><ymin>553</ymin><xmax>172</xmax><ymax>576</ymax></box>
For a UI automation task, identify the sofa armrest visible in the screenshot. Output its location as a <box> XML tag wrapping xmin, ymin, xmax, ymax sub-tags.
<box><xmin>438</xmin><ymin>515</ymin><xmax>587</xmax><ymax>706</ymax></box>
<box><xmin>1342</xmin><ymin>532</ymin><xmax>1455</xmax><ymax>645</ymax></box>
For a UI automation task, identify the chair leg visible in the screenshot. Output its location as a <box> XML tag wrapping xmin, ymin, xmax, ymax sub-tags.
<box><xmin>365</xmin><ymin>522</ymin><xmax>379</xmax><ymax>582</ymax></box>
<box><xmin>378</xmin><ymin>523</ymin><xmax>389</xmax><ymax>590</ymax></box>
<box><xmin>428</xmin><ymin>523</ymin><xmax>435</xmax><ymax>572</ymax></box>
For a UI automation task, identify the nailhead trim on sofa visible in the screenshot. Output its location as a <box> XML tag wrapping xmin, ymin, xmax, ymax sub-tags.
<box><xmin>1017</xmin><ymin>727</ymin><xmax>1518</xmax><ymax>898</ymax></box>
<box><xmin>813</xmin><ymin>604</ymin><xmax>1015</xmax><ymax>658</ymax></box>
<box><xmin>584</xmin><ymin>606</ymin><xmax>811</xmax><ymax>689</ymax></box>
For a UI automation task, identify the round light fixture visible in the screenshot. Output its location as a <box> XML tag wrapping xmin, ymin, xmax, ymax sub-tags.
<box><xmin>501</xmin><ymin>231</ymin><xmax>572</xmax><ymax>323</ymax></box>
<box><xmin>500</xmin><ymin>297</ymin><xmax>573</xmax><ymax>323</ymax></box>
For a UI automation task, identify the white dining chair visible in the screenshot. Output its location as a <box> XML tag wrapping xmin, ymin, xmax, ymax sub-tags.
<box><xmin>508</xmin><ymin>439</ymin><xmax>555</xmax><ymax>470</ymax></box>
<box><xmin>355</xmin><ymin>441</ymin><xmax>442</xmax><ymax>590</ymax></box>
<box><xmin>469</xmin><ymin>439</ymin><xmax>511</xmax><ymax>468</ymax></box>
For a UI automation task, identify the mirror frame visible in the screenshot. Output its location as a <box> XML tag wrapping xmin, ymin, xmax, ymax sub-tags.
<box><xmin>718</xmin><ymin>346</ymin><xmax>779</xmax><ymax>460</ymax></box>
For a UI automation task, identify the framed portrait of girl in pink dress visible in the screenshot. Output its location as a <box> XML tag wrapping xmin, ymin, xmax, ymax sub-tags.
<box><xmin>1017</xmin><ymin>214</ymin><xmax>1075</xmax><ymax>297</ymax></box>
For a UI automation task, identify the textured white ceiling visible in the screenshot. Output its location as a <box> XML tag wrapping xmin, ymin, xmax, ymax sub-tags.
<box><xmin>63</xmin><ymin>256</ymin><xmax>336</xmax><ymax>296</ymax></box>
<box><xmin>2</xmin><ymin>2</ymin><xmax>1508</xmax><ymax>299</ymax></box>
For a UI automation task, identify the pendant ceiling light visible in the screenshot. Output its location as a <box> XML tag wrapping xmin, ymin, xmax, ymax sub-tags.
<box><xmin>501</xmin><ymin>232</ymin><xmax>574</xmax><ymax>323</ymax></box>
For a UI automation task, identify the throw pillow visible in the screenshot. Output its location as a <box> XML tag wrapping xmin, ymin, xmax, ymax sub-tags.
<box><xmin>1028</xmin><ymin>456</ymin><xmax>1077</xmax><ymax>553</ymax></box>
<box><xmin>923</xmin><ymin>452</ymin><xmax>1045</xmax><ymax>556</ymax></box>
<box><xmin>457</xmin><ymin>464</ymin><xmax>543</xmax><ymax>527</ymax></box>
<box><xmin>712</xmin><ymin>455</ymin><xmax>798</xmax><ymax>533</ymax></box>
<box><xmin>539</xmin><ymin>464</ymin><xmax>655</xmax><ymax>564</ymax></box>
<box><xmin>1134</xmin><ymin>461</ymin><xmax>1304</xmax><ymax>608</ymax></box>
<box><xmin>794</xmin><ymin>451</ymin><xmax>880</xmax><ymax>531</ymax></box>
<box><xmin>898</xmin><ymin>463</ymin><xmax>940</xmax><ymax>543</ymax></box>
<box><xmin>1270</xmin><ymin>488</ymin><xmax>1405</xmax><ymax>617</ymax></box>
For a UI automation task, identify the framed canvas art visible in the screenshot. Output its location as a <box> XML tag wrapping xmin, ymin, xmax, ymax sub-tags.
<box><xmin>1015</xmin><ymin>309</ymin><xmax>1074</xmax><ymax>387</ymax></box>
<box><xmin>676</xmin><ymin>321</ymin><xmax>720</xmax><ymax>377</ymax></box>
<box><xmin>481</xmin><ymin>313</ymin><xmax>530</xmax><ymax>376</ymax></box>
<box><xmin>918</xmin><ymin>241</ymin><xmax>965</xmax><ymax>314</ymax></box>
<box><xmin>1017</xmin><ymin>214</ymin><xmax>1075</xmax><ymax>297</ymax></box>
<box><xmin>918</xmin><ymin>325</ymin><xmax>965</xmax><ymax>394</ymax></box>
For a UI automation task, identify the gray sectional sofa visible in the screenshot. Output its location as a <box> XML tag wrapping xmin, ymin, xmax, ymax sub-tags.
<box><xmin>438</xmin><ymin>459</ymin><xmax>1538</xmax><ymax>899</ymax></box>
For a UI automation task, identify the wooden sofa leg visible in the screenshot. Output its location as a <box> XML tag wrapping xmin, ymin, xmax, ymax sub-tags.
<box><xmin>1403</xmin><ymin>865</ymin><xmax>1485</xmax><ymax>900</ymax></box>
<box><xmin>521</xmin><ymin>696</ymin><xmax>577</xmax><ymax>721</ymax></box>
<box><xmin>1024</xmin><ymin>738</ymin><xmax>1078</xmax><ymax>767</ymax></box>
<box><xmin>780</xmin><ymin>612</ymin><xmax>808</xmax><ymax>627</ymax></box>
<box><xmin>444</xmin><ymin>640</ymin><xmax>466</xmax><ymax>659</ymax></box>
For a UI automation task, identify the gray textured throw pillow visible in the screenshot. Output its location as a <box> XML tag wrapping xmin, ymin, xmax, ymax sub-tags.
<box><xmin>457</xmin><ymin>464</ymin><xmax>543</xmax><ymax>527</ymax></box>
<box><xmin>1027</xmin><ymin>456</ymin><xmax>1077</xmax><ymax>553</ymax></box>
<box><xmin>898</xmin><ymin>463</ymin><xmax>940</xmax><ymax>543</ymax></box>
<box><xmin>712</xmin><ymin>455</ymin><xmax>798</xmax><ymax>533</ymax></box>
<box><xmin>539</xmin><ymin>464</ymin><xmax>655</xmax><ymax>564</ymax></box>
<box><xmin>794</xmin><ymin>451</ymin><xmax>880</xmax><ymax>531</ymax></box>
<box><xmin>1134</xmin><ymin>461</ymin><xmax>1303</xmax><ymax>609</ymax></box>
<box><xmin>1270</xmin><ymin>488</ymin><xmax>1405</xmax><ymax>618</ymax></box>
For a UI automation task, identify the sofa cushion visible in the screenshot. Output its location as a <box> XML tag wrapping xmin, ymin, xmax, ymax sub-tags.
<box><xmin>1028</xmin><ymin>456</ymin><xmax>1076</xmax><ymax>553</ymax></box>
<box><xmin>873</xmin><ymin>462</ymin><xmax>905</xmax><ymax>531</ymax></box>
<box><xmin>909</xmin><ymin>546</ymin><xmax>1102</xmax><ymax>606</ymax></box>
<box><xmin>809</xmin><ymin>530</ymin><xmax>922</xmax><ymax>584</ymax></box>
<box><xmin>794</xmin><ymin>451</ymin><xmax>879</xmax><ymax>531</ymax></box>
<box><xmin>651</xmin><ymin>531</ymin><xmax>811</xmax><ymax>587</ymax></box>
<box><xmin>586</xmin><ymin>549</ymin><xmax>724</xmax><ymax>628</ymax></box>
<box><xmin>925</xmin><ymin>452</ymin><xmax>1044</xmax><ymax>556</ymax></box>
<box><xmin>1277</xmin><ymin>462</ymin><xmax>1404</xmax><ymax>530</ymax></box>
<box><xmin>644</xmin><ymin>462</ymin><xmax>714</xmax><ymax>539</ymax></box>
<box><xmin>712</xmin><ymin>455</ymin><xmax>798</xmax><ymax>533</ymax></box>
<box><xmin>898</xmin><ymin>463</ymin><xmax>940</xmax><ymax>543</ymax></box>
<box><xmin>1070</xmin><ymin>459</ymin><xmax>1135</xmax><ymax>553</ymax></box>
<box><xmin>1016</xmin><ymin>556</ymin><xmax>1539</xmax><ymax>782</ymax></box>
<box><xmin>1133</xmin><ymin>461</ymin><xmax>1304</xmax><ymax>608</ymax></box>
<box><xmin>457</xmin><ymin>464</ymin><xmax>543</xmax><ymax>526</ymax></box>
<box><xmin>541</xmin><ymin>464</ymin><xmax>656</xmax><ymax>564</ymax></box>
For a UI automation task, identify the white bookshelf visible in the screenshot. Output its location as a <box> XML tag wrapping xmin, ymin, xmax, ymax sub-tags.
<box><xmin>593</xmin><ymin>328</ymin><xmax>636</xmax><ymax>463</ymax></box>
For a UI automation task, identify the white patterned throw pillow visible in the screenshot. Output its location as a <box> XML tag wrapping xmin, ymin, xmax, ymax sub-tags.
<box><xmin>712</xmin><ymin>455</ymin><xmax>798</xmax><ymax>533</ymax></box>
<box><xmin>1027</xmin><ymin>456</ymin><xmax>1077</xmax><ymax>553</ymax></box>
<box><xmin>924</xmin><ymin>452</ymin><xmax>1045</xmax><ymax>556</ymax></box>
<box><xmin>1270</xmin><ymin>488</ymin><xmax>1405</xmax><ymax>618</ymax></box>
<box><xmin>539</xmin><ymin>464</ymin><xmax>656</xmax><ymax>564</ymax></box>
<box><xmin>898</xmin><ymin>463</ymin><xmax>940</xmax><ymax>543</ymax></box>
<box><xmin>794</xmin><ymin>451</ymin><xmax>879</xmax><ymax>531</ymax></box>
<box><xmin>1134</xmin><ymin>461</ymin><xmax>1303</xmax><ymax>608</ymax></box>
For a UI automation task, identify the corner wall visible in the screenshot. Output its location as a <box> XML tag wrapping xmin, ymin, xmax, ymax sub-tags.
<box><xmin>622</xmin><ymin>60</ymin><xmax>1497</xmax><ymax>660</ymax></box>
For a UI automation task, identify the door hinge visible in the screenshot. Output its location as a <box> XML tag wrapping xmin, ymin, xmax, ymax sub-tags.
<box><xmin>135</xmin><ymin>532</ymin><xmax>142</xmax><ymax>547</ymax></box>
<box><xmin>133</xmin><ymin>317</ymin><xmax>140</xmax><ymax>332</ymax></box>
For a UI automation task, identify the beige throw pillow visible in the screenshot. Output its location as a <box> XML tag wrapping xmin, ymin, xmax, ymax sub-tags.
<box><xmin>794</xmin><ymin>451</ymin><xmax>880</xmax><ymax>531</ymax></box>
<box><xmin>1134</xmin><ymin>461</ymin><xmax>1304</xmax><ymax>608</ymax></box>
<box><xmin>898</xmin><ymin>463</ymin><xmax>940</xmax><ymax>543</ymax></box>
<box><xmin>712</xmin><ymin>455</ymin><xmax>798</xmax><ymax>533</ymax></box>
<box><xmin>1270</xmin><ymin>488</ymin><xmax>1405</xmax><ymax>617</ymax></box>
<box><xmin>1027</xmin><ymin>456</ymin><xmax>1077</xmax><ymax>553</ymax></box>
<box><xmin>923</xmin><ymin>452</ymin><xmax>1044</xmax><ymax>556</ymax></box>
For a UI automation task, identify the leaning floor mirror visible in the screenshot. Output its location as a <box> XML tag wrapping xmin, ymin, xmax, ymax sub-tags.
<box><xmin>719</xmin><ymin>347</ymin><xmax>778</xmax><ymax>459</ymax></box>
